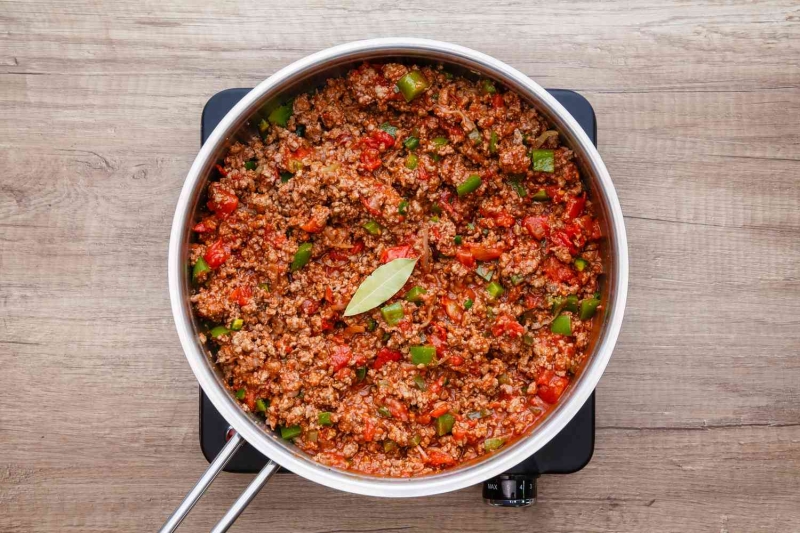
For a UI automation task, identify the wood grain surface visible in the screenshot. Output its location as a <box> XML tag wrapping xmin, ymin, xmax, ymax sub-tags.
<box><xmin>1</xmin><ymin>1</ymin><xmax>799</xmax><ymax>531</ymax></box>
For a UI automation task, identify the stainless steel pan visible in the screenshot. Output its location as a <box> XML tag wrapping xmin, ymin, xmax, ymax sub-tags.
<box><xmin>162</xmin><ymin>38</ymin><xmax>628</xmax><ymax>532</ymax></box>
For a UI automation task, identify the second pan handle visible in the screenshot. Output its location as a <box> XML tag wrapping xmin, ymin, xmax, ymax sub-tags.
<box><xmin>211</xmin><ymin>459</ymin><xmax>279</xmax><ymax>532</ymax></box>
<box><xmin>159</xmin><ymin>430</ymin><xmax>277</xmax><ymax>532</ymax></box>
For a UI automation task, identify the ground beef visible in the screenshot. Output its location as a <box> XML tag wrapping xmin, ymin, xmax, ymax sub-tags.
<box><xmin>189</xmin><ymin>63</ymin><xmax>605</xmax><ymax>477</ymax></box>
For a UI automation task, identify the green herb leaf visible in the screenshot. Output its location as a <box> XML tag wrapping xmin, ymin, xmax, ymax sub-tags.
<box><xmin>343</xmin><ymin>258</ymin><xmax>418</xmax><ymax>316</ymax></box>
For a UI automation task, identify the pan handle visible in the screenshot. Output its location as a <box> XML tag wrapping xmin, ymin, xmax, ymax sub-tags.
<box><xmin>159</xmin><ymin>431</ymin><xmax>244</xmax><ymax>532</ymax></box>
<box><xmin>210</xmin><ymin>459</ymin><xmax>279</xmax><ymax>532</ymax></box>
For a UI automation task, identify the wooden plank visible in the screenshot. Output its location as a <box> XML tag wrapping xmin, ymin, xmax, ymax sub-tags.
<box><xmin>1</xmin><ymin>0</ymin><xmax>799</xmax><ymax>531</ymax></box>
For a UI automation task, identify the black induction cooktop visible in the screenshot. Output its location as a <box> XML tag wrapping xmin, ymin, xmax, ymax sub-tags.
<box><xmin>198</xmin><ymin>87</ymin><xmax>597</xmax><ymax>506</ymax></box>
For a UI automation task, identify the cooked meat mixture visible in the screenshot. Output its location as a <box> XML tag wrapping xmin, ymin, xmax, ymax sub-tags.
<box><xmin>189</xmin><ymin>63</ymin><xmax>604</xmax><ymax>476</ymax></box>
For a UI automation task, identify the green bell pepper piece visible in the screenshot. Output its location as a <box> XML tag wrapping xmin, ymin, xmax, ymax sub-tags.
<box><xmin>280</xmin><ymin>425</ymin><xmax>301</xmax><ymax>440</ymax></box>
<box><xmin>551</xmin><ymin>314</ymin><xmax>572</xmax><ymax>336</ymax></box>
<box><xmin>396</xmin><ymin>71</ymin><xmax>430</xmax><ymax>102</ymax></box>
<box><xmin>404</xmin><ymin>286</ymin><xmax>427</xmax><ymax>303</ymax></box>
<box><xmin>531</xmin><ymin>149</ymin><xmax>555</xmax><ymax>172</ymax></box>
<box><xmin>380</xmin><ymin>122</ymin><xmax>398</xmax><ymax>138</ymax></box>
<box><xmin>456</xmin><ymin>174</ymin><xmax>482</xmax><ymax>197</ymax></box>
<box><xmin>436</xmin><ymin>413</ymin><xmax>455</xmax><ymax>436</ymax></box>
<box><xmin>363</xmin><ymin>220</ymin><xmax>382</xmax><ymax>235</ymax></box>
<box><xmin>484</xmin><ymin>437</ymin><xmax>506</xmax><ymax>451</ymax></box>
<box><xmin>268</xmin><ymin>104</ymin><xmax>293</xmax><ymax>128</ymax></box>
<box><xmin>403</xmin><ymin>136</ymin><xmax>419</xmax><ymax>150</ymax></box>
<box><xmin>532</xmin><ymin>189</ymin><xmax>550</xmax><ymax>202</ymax></box>
<box><xmin>290</xmin><ymin>243</ymin><xmax>313</xmax><ymax>272</ymax></box>
<box><xmin>381</xmin><ymin>302</ymin><xmax>404</xmax><ymax>326</ymax></box>
<box><xmin>486</xmin><ymin>281</ymin><xmax>504</xmax><ymax>300</ymax></box>
<box><xmin>209</xmin><ymin>325</ymin><xmax>230</xmax><ymax>338</ymax></box>
<box><xmin>579</xmin><ymin>298</ymin><xmax>601</xmax><ymax>320</ymax></box>
<box><xmin>489</xmin><ymin>130</ymin><xmax>499</xmax><ymax>154</ymax></box>
<box><xmin>255</xmin><ymin>398</ymin><xmax>269</xmax><ymax>412</ymax></box>
<box><xmin>192</xmin><ymin>257</ymin><xmax>211</xmax><ymax>282</ymax></box>
<box><xmin>410</xmin><ymin>345</ymin><xmax>436</xmax><ymax>366</ymax></box>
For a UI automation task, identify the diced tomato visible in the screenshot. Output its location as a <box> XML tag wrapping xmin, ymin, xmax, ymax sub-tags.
<box><xmin>590</xmin><ymin>219</ymin><xmax>602</xmax><ymax>240</ymax></box>
<box><xmin>330</xmin><ymin>345</ymin><xmax>352</xmax><ymax>372</ymax></box>
<box><xmin>537</xmin><ymin>372</ymin><xmax>569</xmax><ymax>404</ymax></box>
<box><xmin>455</xmin><ymin>248</ymin><xmax>476</xmax><ymax>268</ymax></box>
<box><xmin>576</xmin><ymin>215</ymin><xmax>602</xmax><ymax>241</ymax></box>
<box><xmin>350</xmin><ymin>240</ymin><xmax>365</xmax><ymax>255</ymax></box>
<box><xmin>193</xmin><ymin>218</ymin><xmax>216</xmax><ymax>233</ymax></box>
<box><xmin>491</xmin><ymin>93</ymin><xmax>505</xmax><ymax>109</ymax></box>
<box><xmin>206</xmin><ymin>184</ymin><xmax>239</xmax><ymax>219</ymax></box>
<box><xmin>547</xmin><ymin>186</ymin><xmax>567</xmax><ymax>204</ymax></box>
<box><xmin>417</xmin><ymin>414</ymin><xmax>432</xmax><ymax>425</ymax></box>
<box><xmin>301</xmin><ymin>299</ymin><xmax>320</xmax><ymax>315</ymax></box>
<box><xmin>361</xmin><ymin>196</ymin><xmax>382</xmax><ymax>218</ymax></box>
<box><xmin>291</xmin><ymin>146</ymin><xmax>312</xmax><ymax>160</ymax></box>
<box><xmin>380</xmin><ymin>245</ymin><xmax>414</xmax><ymax>263</ymax></box>
<box><xmin>507</xmin><ymin>284</ymin><xmax>523</xmax><ymax>303</ymax></box>
<box><xmin>320</xmin><ymin>319</ymin><xmax>334</xmax><ymax>332</ymax></box>
<box><xmin>523</xmin><ymin>215</ymin><xmax>550</xmax><ymax>240</ymax></box>
<box><xmin>426</xmin><ymin>450</ymin><xmax>456</xmax><ymax>467</ymax></box>
<box><xmin>449</xmin><ymin>355</ymin><xmax>464</xmax><ymax>367</ymax></box>
<box><xmin>536</xmin><ymin>369</ymin><xmax>554</xmax><ymax>386</ymax></box>
<box><xmin>418</xmin><ymin>166</ymin><xmax>430</xmax><ymax>181</ymax></box>
<box><xmin>229</xmin><ymin>285</ymin><xmax>252</xmax><ymax>307</ymax></box>
<box><xmin>443</xmin><ymin>123</ymin><xmax>465</xmax><ymax>142</ymax></box>
<box><xmin>244</xmin><ymin>389</ymin><xmax>256</xmax><ymax>411</ymax></box>
<box><xmin>481</xmin><ymin>207</ymin><xmax>515</xmax><ymax>228</ymax></box>
<box><xmin>360</xmin><ymin>148</ymin><xmax>382</xmax><ymax>171</ymax></box>
<box><xmin>328</xmin><ymin>250</ymin><xmax>349</xmax><ymax>262</ymax></box>
<box><xmin>300</xmin><ymin>218</ymin><xmax>325</xmax><ymax>233</ymax></box>
<box><xmin>325</xmin><ymin>287</ymin><xmax>335</xmax><ymax>303</ymax></box>
<box><xmin>551</xmin><ymin>229</ymin><xmax>578</xmax><ymax>255</ymax></box>
<box><xmin>264</xmin><ymin>228</ymin><xmax>287</xmax><ymax>248</ymax></box>
<box><xmin>430</xmin><ymin>403</ymin><xmax>450</xmax><ymax>418</ymax></box>
<box><xmin>362</xmin><ymin>417</ymin><xmax>375</xmax><ymax>442</ymax></box>
<box><xmin>491</xmin><ymin>314</ymin><xmax>525</xmax><ymax>339</ymax></box>
<box><xmin>494</xmin><ymin>211</ymin><xmax>515</xmax><ymax>228</ymax></box>
<box><xmin>429</xmin><ymin>375</ymin><xmax>447</xmax><ymax>394</ymax></box>
<box><xmin>361</xmin><ymin>130</ymin><xmax>395</xmax><ymax>150</ymax></box>
<box><xmin>566</xmin><ymin>194</ymin><xmax>586</xmax><ymax>219</ymax></box>
<box><xmin>468</xmin><ymin>244</ymin><xmax>503</xmax><ymax>261</ymax></box>
<box><xmin>441</xmin><ymin>296</ymin><xmax>463</xmax><ymax>323</ymax></box>
<box><xmin>372</xmin><ymin>347</ymin><xmax>402</xmax><ymax>370</ymax></box>
<box><xmin>528</xmin><ymin>394</ymin><xmax>549</xmax><ymax>411</ymax></box>
<box><xmin>429</xmin><ymin>323</ymin><xmax>448</xmax><ymax>354</ymax></box>
<box><xmin>215</xmin><ymin>164</ymin><xmax>228</xmax><ymax>177</ymax></box>
<box><xmin>383</xmin><ymin>397</ymin><xmax>409</xmax><ymax>421</ymax></box>
<box><xmin>203</xmin><ymin>239</ymin><xmax>230</xmax><ymax>269</ymax></box>
<box><xmin>566</xmin><ymin>223</ymin><xmax>587</xmax><ymax>251</ymax></box>
<box><xmin>453</xmin><ymin>425</ymin><xmax>468</xmax><ymax>438</ymax></box>
<box><xmin>524</xmin><ymin>293</ymin><xmax>545</xmax><ymax>310</ymax></box>
<box><xmin>335</xmin><ymin>367</ymin><xmax>352</xmax><ymax>380</ymax></box>
<box><xmin>542</xmin><ymin>256</ymin><xmax>575</xmax><ymax>283</ymax></box>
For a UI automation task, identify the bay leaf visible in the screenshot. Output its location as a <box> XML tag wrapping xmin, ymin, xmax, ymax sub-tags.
<box><xmin>343</xmin><ymin>258</ymin><xmax>418</xmax><ymax>316</ymax></box>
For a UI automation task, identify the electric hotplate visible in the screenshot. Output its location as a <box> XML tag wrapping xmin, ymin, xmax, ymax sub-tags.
<box><xmin>198</xmin><ymin>87</ymin><xmax>597</xmax><ymax>506</ymax></box>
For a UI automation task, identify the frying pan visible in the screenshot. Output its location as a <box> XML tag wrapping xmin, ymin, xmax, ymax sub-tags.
<box><xmin>162</xmin><ymin>38</ymin><xmax>628</xmax><ymax>532</ymax></box>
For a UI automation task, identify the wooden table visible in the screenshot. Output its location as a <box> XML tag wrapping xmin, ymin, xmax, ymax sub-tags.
<box><xmin>2</xmin><ymin>1</ymin><xmax>798</xmax><ymax>531</ymax></box>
